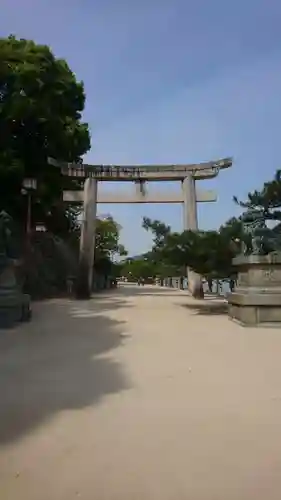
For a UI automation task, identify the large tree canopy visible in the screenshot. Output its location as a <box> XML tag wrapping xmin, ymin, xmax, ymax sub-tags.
<box><xmin>119</xmin><ymin>256</ymin><xmax>180</xmax><ymax>281</ymax></box>
<box><xmin>0</xmin><ymin>35</ymin><xmax>129</xmax><ymax>297</ymax></box>
<box><xmin>0</xmin><ymin>35</ymin><xmax>90</xmax><ymax>231</ymax></box>
<box><xmin>141</xmin><ymin>216</ymin><xmax>242</xmax><ymax>289</ymax></box>
<box><xmin>161</xmin><ymin>229</ymin><xmax>239</xmax><ymax>280</ymax></box>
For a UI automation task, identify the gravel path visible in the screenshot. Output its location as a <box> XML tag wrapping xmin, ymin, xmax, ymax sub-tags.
<box><xmin>1</xmin><ymin>284</ymin><xmax>281</xmax><ymax>500</ymax></box>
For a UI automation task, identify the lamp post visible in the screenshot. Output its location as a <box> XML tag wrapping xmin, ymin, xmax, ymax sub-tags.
<box><xmin>20</xmin><ymin>178</ymin><xmax>37</xmax><ymax>291</ymax></box>
<box><xmin>21</xmin><ymin>178</ymin><xmax>37</xmax><ymax>237</ymax></box>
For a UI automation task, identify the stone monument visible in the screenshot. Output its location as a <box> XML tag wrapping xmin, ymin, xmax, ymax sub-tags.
<box><xmin>0</xmin><ymin>211</ymin><xmax>31</xmax><ymax>328</ymax></box>
<box><xmin>228</xmin><ymin>209</ymin><xmax>281</xmax><ymax>327</ymax></box>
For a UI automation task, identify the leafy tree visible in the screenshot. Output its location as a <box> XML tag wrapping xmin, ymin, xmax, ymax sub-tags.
<box><xmin>120</xmin><ymin>257</ymin><xmax>158</xmax><ymax>281</ymax></box>
<box><xmin>219</xmin><ymin>216</ymin><xmax>243</xmax><ymax>241</ymax></box>
<box><xmin>94</xmin><ymin>216</ymin><xmax>127</xmax><ymax>276</ymax></box>
<box><xmin>0</xmin><ymin>35</ymin><xmax>90</xmax><ymax>233</ymax></box>
<box><xmin>142</xmin><ymin>217</ymin><xmax>171</xmax><ymax>251</ymax></box>
<box><xmin>233</xmin><ymin>170</ymin><xmax>281</xmax><ymax>223</ymax></box>
<box><xmin>232</xmin><ymin>170</ymin><xmax>281</xmax><ymax>248</ymax></box>
<box><xmin>141</xmin><ymin>220</ymin><xmax>239</xmax><ymax>297</ymax></box>
<box><xmin>141</xmin><ymin>217</ymin><xmax>179</xmax><ymax>274</ymax></box>
<box><xmin>95</xmin><ymin>216</ymin><xmax>127</xmax><ymax>262</ymax></box>
<box><xmin>119</xmin><ymin>253</ymin><xmax>182</xmax><ymax>282</ymax></box>
<box><xmin>161</xmin><ymin>229</ymin><xmax>239</xmax><ymax>284</ymax></box>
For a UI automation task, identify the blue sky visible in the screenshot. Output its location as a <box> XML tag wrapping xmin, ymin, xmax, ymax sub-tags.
<box><xmin>1</xmin><ymin>0</ymin><xmax>281</xmax><ymax>255</ymax></box>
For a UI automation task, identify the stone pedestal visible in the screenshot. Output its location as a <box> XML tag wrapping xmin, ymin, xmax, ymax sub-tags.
<box><xmin>0</xmin><ymin>262</ymin><xmax>31</xmax><ymax>328</ymax></box>
<box><xmin>228</xmin><ymin>254</ymin><xmax>281</xmax><ymax>327</ymax></box>
<box><xmin>0</xmin><ymin>291</ymin><xmax>31</xmax><ymax>328</ymax></box>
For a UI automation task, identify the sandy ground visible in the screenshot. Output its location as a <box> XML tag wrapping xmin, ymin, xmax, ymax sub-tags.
<box><xmin>1</xmin><ymin>284</ymin><xmax>281</xmax><ymax>499</ymax></box>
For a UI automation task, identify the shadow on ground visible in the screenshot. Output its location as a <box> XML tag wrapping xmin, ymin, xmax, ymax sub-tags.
<box><xmin>0</xmin><ymin>299</ymin><xmax>130</xmax><ymax>445</ymax></box>
<box><xmin>115</xmin><ymin>285</ymin><xmax>185</xmax><ymax>298</ymax></box>
<box><xmin>178</xmin><ymin>296</ymin><xmax>228</xmax><ymax>316</ymax></box>
<box><xmin>56</xmin><ymin>296</ymin><xmax>134</xmax><ymax>313</ymax></box>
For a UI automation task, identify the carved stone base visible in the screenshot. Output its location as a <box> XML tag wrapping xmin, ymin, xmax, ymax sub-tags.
<box><xmin>0</xmin><ymin>292</ymin><xmax>31</xmax><ymax>328</ymax></box>
<box><xmin>188</xmin><ymin>269</ymin><xmax>204</xmax><ymax>299</ymax></box>
<box><xmin>0</xmin><ymin>260</ymin><xmax>31</xmax><ymax>328</ymax></box>
<box><xmin>228</xmin><ymin>254</ymin><xmax>281</xmax><ymax>327</ymax></box>
<box><xmin>75</xmin><ymin>261</ymin><xmax>92</xmax><ymax>299</ymax></box>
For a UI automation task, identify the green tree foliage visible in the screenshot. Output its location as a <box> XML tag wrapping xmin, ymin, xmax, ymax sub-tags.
<box><xmin>0</xmin><ymin>35</ymin><xmax>90</xmax><ymax>232</ymax></box>
<box><xmin>94</xmin><ymin>217</ymin><xmax>127</xmax><ymax>276</ymax></box>
<box><xmin>95</xmin><ymin>217</ymin><xmax>127</xmax><ymax>261</ymax></box>
<box><xmin>119</xmin><ymin>257</ymin><xmax>181</xmax><ymax>281</ymax></box>
<box><xmin>120</xmin><ymin>258</ymin><xmax>155</xmax><ymax>281</ymax></box>
<box><xmin>142</xmin><ymin>217</ymin><xmax>171</xmax><ymax>251</ymax></box>
<box><xmin>161</xmin><ymin>229</ymin><xmax>239</xmax><ymax>280</ymax></box>
<box><xmin>234</xmin><ymin>170</ymin><xmax>281</xmax><ymax>222</ymax></box>
<box><xmin>219</xmin><ymin>216</ymin><xmax>243</xmax><ymax>241</ymax></box>
<box><xmin>141</xmin><ymin>217</ymin><xmax>176</xmax><ymax>272</ymax></box>
<box><xmin>142</xmin><ymin>215</ymin><xmax>241</xmax><ymax>284</ymax></box>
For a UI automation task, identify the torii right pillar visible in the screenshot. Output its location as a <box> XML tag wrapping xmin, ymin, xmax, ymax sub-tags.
<box><xmin>182</xmin><ymin>175</ymin><xmax>204</xmax><ymax>299</ymax></box>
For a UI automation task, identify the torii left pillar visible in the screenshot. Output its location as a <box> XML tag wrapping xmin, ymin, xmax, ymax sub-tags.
<box><xmin>182</xmin><ymin>176</ymin><xmax>204</xmax><ymax>299</ymax></box>
<box><xmin>76</xmin><ymin>178</ymin><xmax>98</xmax><ymax>299</ymax></box>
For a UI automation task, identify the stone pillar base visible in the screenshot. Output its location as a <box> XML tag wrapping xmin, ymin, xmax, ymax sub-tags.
<box><xmin>75</xmin><ymin>263</ymin><xmax>92</xmax><ymax>299</ymax></box>
<box><xmin>228</xmin><ymin>292</ymin><xmax>281</xmax><ymax>327</ymax></box>
<box><xmin>228</xmin><ymin>254</ymin><xmax>281</xmax><ymax>327</ymax></box>
<box><xmin>0</xmin><ymin>292</ymin><xmax>31</xmax><ymax>328</ymax></box>
<box><xmin>188</xmin><ymin>269</ymin><xmax>204</xmax><ymax>299</ymax></box>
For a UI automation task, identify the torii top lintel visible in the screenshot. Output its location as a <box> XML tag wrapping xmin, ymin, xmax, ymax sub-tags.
<box><xmin>48</xmin><ymin>157</ymin><xmax>232</xmax><ymax>181</ymax></box>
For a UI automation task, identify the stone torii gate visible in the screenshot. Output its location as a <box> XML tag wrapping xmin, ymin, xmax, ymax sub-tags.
<box><xmin>49</xmin><ymin>157</ymin><xmax>232</xmax><ymax>298</ymax></box>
